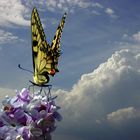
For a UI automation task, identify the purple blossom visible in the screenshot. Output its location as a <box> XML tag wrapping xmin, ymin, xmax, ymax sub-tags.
<box><xmin>0</xmin><ymin>88</ymin><xmax>62</xmax><ymax>140</ymax></box>
<box><xmin>10</xmin><ymin>88</ymin><xmax>31</xmax><ymax>108</ymax></box>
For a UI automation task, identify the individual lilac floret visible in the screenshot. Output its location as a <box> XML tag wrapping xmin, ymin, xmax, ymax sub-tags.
<box><xmin>0</xmin><ymin>88</ymin><xmax>62</xmax><ymax>140</ymax></box>
<box><xmin>10</xmin><ymin>88</ymin><xmax>31</xmax><ymax>108</ymax></box>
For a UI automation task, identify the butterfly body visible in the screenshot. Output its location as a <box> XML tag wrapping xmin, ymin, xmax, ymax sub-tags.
<box><xmin>31</xmin><ymin>7</ymin><xmax>66</xmax><ymax>86</ymax></box>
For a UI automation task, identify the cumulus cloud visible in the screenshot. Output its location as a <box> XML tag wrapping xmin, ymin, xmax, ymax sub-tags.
<box><xmin>105</xmin><ymin>8</ymin><xmax>114</xmax><ymax>15</ymax></box>
<box><xmin>0</xmin><ymin>29</ymin><xmax>23</xmax><ymax>44</ymax></box>
<box><xmin>107</xmin><ymin>107</ymin><xmax>140</xmax><ymax>123</ymax></box>
<box><xmin>53</xmin><ymin>48</ymin><xmax>140</xmax><ymax>140</ymax></box>
<box><xmin>132</xmin><ymin>31</ymin><xmax>140</xmax><ymax>42</ymax></box>
<box><xmin>122</xmin><ymin>31</ymin><xmax>140</xmax><ymax>43</ymax></box>
<box><xmin>105</xmin><ymin>7</ymin><xmax>117</xmax><ymax>18</ymax></box>
<box><xmin>0</xmin><ymin>0</ymin><xmax>118</xmax><ymax>28</ymax></box>
<box><xmin>46</xmin><ymin>0</ymin><xmax>103</xmax><ymax>12</ymax></box>
<box><xmin>0</xmin><ymin>0</ymin><xmax>115</xmax><ymax>27</ymax></box>
<box><xmin>25</xmin><ymin>0</ymin><xmax>103</xmax><ymax>13</ymax></box>
<box><xmin>0</xmin><ymin>0</ymin><xmax>30</xmax><ymax>27</ymax></box>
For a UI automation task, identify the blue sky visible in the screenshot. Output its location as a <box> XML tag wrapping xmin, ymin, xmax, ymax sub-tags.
<box><xmin>1</xmin><ymin>0</ymin><xmax>140</xmax><ymax>140</ymax></box>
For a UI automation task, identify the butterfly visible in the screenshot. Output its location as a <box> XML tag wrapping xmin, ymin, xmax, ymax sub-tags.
<box><xmin>31</xmin><ymin>7</ymin><xmax>67</xmax><ymax>86</ymax></box>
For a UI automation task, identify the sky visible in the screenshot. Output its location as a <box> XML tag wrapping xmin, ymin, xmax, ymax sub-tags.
<box><xmin>0</xmin><ymin>0</ymin><xmax>140</xmax><ymax>140</ymax></box>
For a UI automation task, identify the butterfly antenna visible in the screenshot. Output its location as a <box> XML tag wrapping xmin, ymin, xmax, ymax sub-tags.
<box><xmin>18</xmin><ymin>64</ymin><xmax>33</xmax><ymax>74</ymax></box>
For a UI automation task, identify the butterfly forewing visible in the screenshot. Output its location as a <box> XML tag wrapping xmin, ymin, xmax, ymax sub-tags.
<box><xmin>51</xmin><ymin>13</ymin><xmax>67</xmax><ymax>50</ymax></box>
<box><xmin>31</xmin><ymin>8</ymin><xmax>51</xmax><ymax>85</ymax></box>
<box><xmin>51</xmin><ymin>13</ymin><xmax>67</xmax><ymax>72</ymax></box>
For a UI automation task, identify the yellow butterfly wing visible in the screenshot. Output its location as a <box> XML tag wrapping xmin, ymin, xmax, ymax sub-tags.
<box><xmin>31</xmin><ymin>7</ymin><xmax>67</xmax><ymax>86</ymax></box>
<box><xmin>31</xmin><ymin>8</ymin><xmax>53</xmax><ymax>85</ymax></box>
<box><xmin>51</xmin><ymin>13</ymin><xmax>67</xmax><ymax>72</ymax></box>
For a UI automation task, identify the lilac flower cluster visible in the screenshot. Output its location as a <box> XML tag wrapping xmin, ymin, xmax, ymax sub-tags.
<box><xmin>0</xmin><ymin>88</ymin><xmax>62</xmax><ymax>140</ymax></box>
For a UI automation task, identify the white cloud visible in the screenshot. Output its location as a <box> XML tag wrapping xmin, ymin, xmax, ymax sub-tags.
<box><xmin>132</xmin><ymin>31</ymin><xmax>140</xmax><ymax>42</ymax></box>
<box><xmin>0</xmin><ymin>0</ymin><xmax>114</xmax><ymax>28</ymax></box>
<box><xmin>105</xmin><ymin>8</ymin><xmax>117</xmax><ymax>18</ymax></box>
<box><xmin>76</xmin><ymin>1</ymin><xmax>91</xmax><ymax>8</ymax></box>
<box><xmin>105</xmin><ymin>8</ymin><xmax>114</xmax><ymax>15</ymax></box>
<box><xmin>122</xmin><ymin>31</ymin><xmax>140</xmax><ymax>43</ymax></box>
<box><xmin>0</xmin><ymin>0</ymin><xmax>30</xmax><ymax>27</ymax></box>
<box><xmin>92</xmin><ymin>2</ymin><xmax>103</xmax><ymax>8</ymax></box>
<box><xmin>107</xmin><ymin>107</ymin><xmax>140</xmax><ymax>123</ymax></box>
<box><xmin>0</xmin><ymin>29</ymin><xmax>22</xmax><ymax>44</ymax></box>
<box><xmin>57</xmin><ymin>48</ymin><xmax>140</xmax><ymax>111</ymax></box>
<box><xmin>53</xmin><ymin>48</ymin><xmax>140</xmax><ymax>139</ymax></box>
<box><xmin>34</xmin><ymin>0</ymin><xmax>103</xmax><ymax>13</ymax></box>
